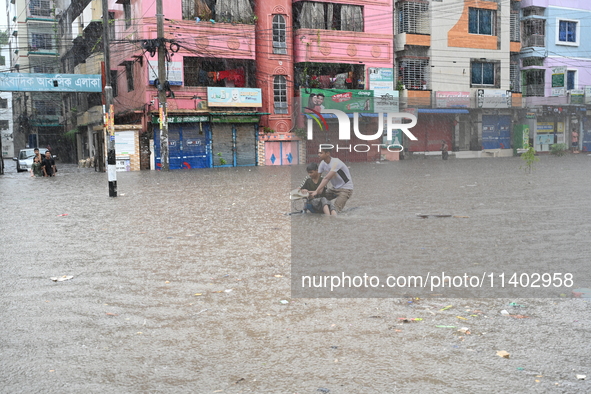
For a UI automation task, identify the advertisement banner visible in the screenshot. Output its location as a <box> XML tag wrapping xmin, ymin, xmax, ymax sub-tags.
<box><xmin>551</xmin><ymin>66</ymin><xmax>566</xmax><ymax>97</ymax></box>
<box><xmin>301</xmin><ymin>88</ymin><xmax>374</xmax><ymax>113</ymax></box>
<box><xmin>148</xmin><ymin>61</ymin><xmax>183</xmax><ymax>86</ymax></box>
<box><xmin>207</xmin><ymin>87</ymin><xmax>262</xmax><ymax>107</ymax></box>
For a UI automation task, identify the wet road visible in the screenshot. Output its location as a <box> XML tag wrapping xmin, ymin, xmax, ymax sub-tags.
<box><xmin>1</xmin><ymin>156</ymin><xmax>590</xmax><ymax>393</ymax></box>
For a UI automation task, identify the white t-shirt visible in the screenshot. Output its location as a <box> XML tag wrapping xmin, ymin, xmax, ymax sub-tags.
<box><xmin>318</xmin><ymin>158</ymin><xmax>353</xmax><ymax>190</ymax></box>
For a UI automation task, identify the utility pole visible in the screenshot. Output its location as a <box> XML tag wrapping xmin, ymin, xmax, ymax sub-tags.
<box><xmin>102</xmin><ymin>0</ymin><xmax>117</xmax><ymax>196</ymax></box>
<box><xmin>156</xmin><ymin>0</ymin><xmax>168</xmax><ymax>170</ymax></box>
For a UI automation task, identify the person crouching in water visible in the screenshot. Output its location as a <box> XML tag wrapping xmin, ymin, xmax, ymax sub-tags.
<box><xmin>299</xmin><ymin>162</ymin><xmax>337</xmax><ymax>216</ymax></box>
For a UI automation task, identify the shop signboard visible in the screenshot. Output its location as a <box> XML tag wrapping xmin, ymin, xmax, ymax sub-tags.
<box><xmin>570</xmin><ymin>89</ymin><xmax>585</xmax><ymax>105</ymax></box>
<box><xmin>477</xmin><ymin>89</ymin><xmax>512</xmax><ymax>108</ymax></box>
<box><xmin>368</xmin><ymin>68</ymin><xmax>394</xmax><ymax>91</ymax></box>
<box><xmin>436</xmin><ymin>91</ymin><xmax>470</xmax><ymax>108</ymax></box>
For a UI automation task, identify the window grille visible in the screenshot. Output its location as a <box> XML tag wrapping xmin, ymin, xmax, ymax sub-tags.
<box><xmin>522</xmin><ymin>69</ymin><xmax>544</xmax><ymax>97</ymax></box>
<box><xmin>510</xmin><ymin>11</ymin><xmax>520</xmax><ymax>42</ymax></box>
<box><xmin>397</xmin><ymin>1</ymin><xmax>429</xmax><ymax>35</ymax></box>
<box><xmin>510</xmin><ymin>61</ymin><xmax>520</xmax><ymax>92</ymax></box>
<box><xmin>273</xmin><ymin>76</ymin><xmax>288</xmax><ymax>114</ymax></box>
<box><xmin>522</xmin><ymin>19</ymin><xmax>545</xmax><ymax>47</ymax></box>
<box><xmin>398</xmin><ymin>59</ymin><xmax>429</xmax><ymax>90</ymax></box>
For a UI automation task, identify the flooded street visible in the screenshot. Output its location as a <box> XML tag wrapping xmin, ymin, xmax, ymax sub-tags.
<box><xmin>1</xmin><ymin>156</ymin><xmax>590</xmax><ymax>393</ymax></box>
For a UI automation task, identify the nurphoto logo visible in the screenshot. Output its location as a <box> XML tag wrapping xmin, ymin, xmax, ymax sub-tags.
<box><xmin>306</xmin><ymin>108</ymin><xmax>418</xmax><ymax>153</ymax></box>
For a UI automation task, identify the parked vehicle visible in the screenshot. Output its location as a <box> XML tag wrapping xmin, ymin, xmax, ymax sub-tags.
<box><xmin>13</xmin><ymin>148</ymin><xmax>49</xmax><ymax>172</ymax></box>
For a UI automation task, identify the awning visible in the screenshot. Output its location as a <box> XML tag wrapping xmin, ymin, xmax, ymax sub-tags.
<box><xmin>418</xmin><ymin>109</ymin><xmax>469</xmax><ymax>114</ymax></box>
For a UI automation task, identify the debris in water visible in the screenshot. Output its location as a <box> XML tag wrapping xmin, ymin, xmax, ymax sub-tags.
<box><xmin>279</xmin><ymin>300</ymin><xmax>289</xmax><ymax>304</ymax></box>
<box><xmin>576</xmin><ymin>374</ymin><xmax>586</xmax><ymax>380</ymax></box>
<box><xmin>497</xmin><ymin>350</ymin><xmax>510</xmax><ymax>358</ymax></box>
<box><xmin>50</xmin><ymin>275</ymin><xmax>73</xmax><ymax>282</ymax></box>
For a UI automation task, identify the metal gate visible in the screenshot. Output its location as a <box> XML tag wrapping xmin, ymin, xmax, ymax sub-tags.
<box><xmin>482</xmin><ymin>115</ymin><xmax>511</xmax><ymax>149</ymax></box>
<box><xmin>154</xmin><ymin>122</ymin><xmax>211</xmax><ymax>170</ymax></box>
<box><xmin>211</xmin><ymin>124</ymin><xmax>257</xmax><ymax>167</ymax></box>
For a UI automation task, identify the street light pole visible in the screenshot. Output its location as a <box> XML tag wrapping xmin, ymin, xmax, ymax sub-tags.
<box><xmin>156</xmin><ymin>0</ymin><xmax>169</xmax><ymax>170</ymax></box>
<box><xmin>102</xmin><ymin>0</ymin><xmax>117</xmax><ymax>196</ymax></box>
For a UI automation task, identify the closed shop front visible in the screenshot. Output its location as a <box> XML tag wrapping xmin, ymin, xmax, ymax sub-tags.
<box><xmin>482</xmin><ymin>115</ymin><xmax>511</xmax><ymax>149</ymax></box>
<box><xmin>582</xmin><ymin>117</ymin><xmax>591</xmax><ymax>152</ymax></box>
<box><xmin>153</xmin><ymin>115</ymin><xmax>211</xmax><ymax>170</ymax></box>
<box><xmin>210</xmin><ymin>116</ymin><xmax>258</xmax><ymax>167</ymax></box>
<box><xmin>406</xmin><ymin>113</ymin><xmax>455</xmax><ymax>152</ymax></box>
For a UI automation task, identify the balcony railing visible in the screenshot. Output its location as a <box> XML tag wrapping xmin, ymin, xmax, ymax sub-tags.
<box><xmin>523</xmin><ymin>34</ymin><xmax>545</xmax><ymax>48</ymax></box>
<box><xmin>523</xmin><ymin>84</ymin><xmax>544</xmax><ymax>97</ymax></box>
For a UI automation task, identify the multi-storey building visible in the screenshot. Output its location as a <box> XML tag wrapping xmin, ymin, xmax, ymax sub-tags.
<box><xmin>58</xmin><ymin>0</ymin><xmax>107</xmax><ymax>169</ymax></box>
<box><xmin>10</xmin><ymin>0</ymin><xmax>68</xmax><ymax>160</ymax></box>
<box><xmin>520</xmin><ymin>0</ymin><xmax>591</xmax><ymax>152</ymax></box>
<box><xmin>394</xmin><ymin>0</ymin><xmax>523</xmax><ymax>156</ymax></box>
<box><xmin>1</xmin><ymin>0</ymin><xmax>16</xmax><ymax>160</ymax></box>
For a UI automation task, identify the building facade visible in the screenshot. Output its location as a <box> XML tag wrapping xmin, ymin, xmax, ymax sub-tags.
<box><xmin>520</xmin><ymin>0</ymin><xmax>591</xmax><ymax>152</ymax></box>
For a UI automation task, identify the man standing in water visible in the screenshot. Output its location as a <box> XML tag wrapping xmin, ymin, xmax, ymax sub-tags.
<box><xmin>309</xmin><ymin>148</ymin><xmax>353</xmax><ymax>212</ymax></box>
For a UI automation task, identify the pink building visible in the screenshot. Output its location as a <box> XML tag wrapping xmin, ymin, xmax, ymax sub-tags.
<box><xmin>106</xmin><ymin>0</ymin><xmax>394</xmax><ymax>168</ymax></box>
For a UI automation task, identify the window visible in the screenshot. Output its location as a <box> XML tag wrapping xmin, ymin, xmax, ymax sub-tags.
<box><xmin>108</xmin><ymin>12</ymin><xmax>116</xmax><ymax>39</ymax></box>
<box><xmin>31</xmin><ymin>33</ymin><xmax>53</xmax><ymax>50</ymax></box>
<box><xmin>0</xmin><ymin>120</ymin><xmax>8</xmax><ymax>130</ymax></box>
<box><xmin>471</xmin><ymin>61</ymin><xmax>495</xmax><ymax>86</ymax></box>
<box><xmin>558</xmin><ymin>20</ymin><xmax>578</xmax><ymax>45</ymax></box>
<box><xmin>33</xmin><ymin>65</ymin><xmax>56</xmax><ymax>73</ymax></box>
<box><xmin>184</xmin><ymin>58</ymin><xmax>256</xmax><ymax>87</ymax></box>
<box><xmin>34</xmin><ymin>100</ymin><xmax>57</xmax><ymax>115</ymax></box>
<box><xmin>294</xmin><ymin>2</ymin><xmax>363</xmax><ymax>32</ymax></box>
<box><xmin>0</xmin><ymin>98</ymin><xmax>7</xmax><ymax>108</ymax></box>
<box><xmin>273</xmin><ymin>15</ymin><xmax>287</xmax><ymax>55</ymax></box>
<box><xmin>567</xmin><ymin>70</ymin><xmax>576</xmax><ymax>90</ymax></box>
<box><xmin>522</xmin><ymin>69</ymin><xmax>544</xmax><ymax>97</ymax></box>
<box><xmin>122</xmin><ymin>0</ymin><xmax>132</xmax><ymax>29</ymax></box>
<box><xmin>397</xmin><ymin>1</ymin><xmax>429</xmax><ymax>35</ymax></box>
<box><xmin>182</xmin><ymin>0</ymin><xmax>255</xmax><ymax>24</ymax></box>
<box><xmin>273</xmin><ymin>76</ymin><xmax>288</xmax><ymax>114</ymax></box>
<box><xmin>29</xmin><ymin>0</ymin><xmax>51</xmax><ymax>17</ymax></box>
<box><xmin>110</xmin><ymin>70</ymin><xmax>118</xmax><ymax>97</ymax></box>
<box><xmin>0</xmin><ymin>56</ymin><xmax>4</xmax><ymax>66</ymax></box>
<box><xmin>469</xmin><ymin>8</ymin><xmax>494</xmax><ymax>35</ymax></box>
<box><xmin>398</xmin><ymin>58</ymin><xmax>429</xmax><ymax>90</ymax></box>
<box><xmin>124</xmin><ymin>61</ymin><xmax>134</xmax><ymax>92</ymax></box>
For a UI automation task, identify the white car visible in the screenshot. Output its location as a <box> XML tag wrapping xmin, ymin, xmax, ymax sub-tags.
<box><xmin>13</xmin><ymin>148</ymin><xmax>49</xmax><ymax>172</ymax></box>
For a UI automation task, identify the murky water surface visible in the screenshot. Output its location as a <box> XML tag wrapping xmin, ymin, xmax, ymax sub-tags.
<box><xmin>1</xmin><ymin>157</ymin><xmax>590</xmax><ymax>393</ymax></box>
